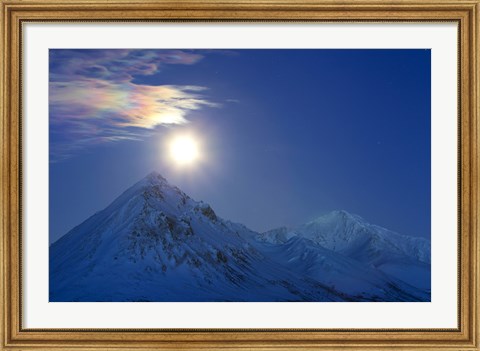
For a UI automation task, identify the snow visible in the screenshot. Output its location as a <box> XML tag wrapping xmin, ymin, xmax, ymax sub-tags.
<box><xmin>50</xmin><ymin>172</ymin><xmax>431</xmax><ymax>302</ymax></box>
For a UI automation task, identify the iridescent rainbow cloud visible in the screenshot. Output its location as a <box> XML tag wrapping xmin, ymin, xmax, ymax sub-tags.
<box><xmin>49</xmin><ymin>49</ymin><xmax>218</xmax><ymax>162</ymax></box>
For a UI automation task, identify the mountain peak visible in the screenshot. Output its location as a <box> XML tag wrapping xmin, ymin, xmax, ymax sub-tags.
<box><xmin>136</xmin><ymin>171</ymin><xmax>176</xmax><ymax>192</ymax></box>
<box><xmin>144</xmin><ymin>171</ymin><xmax>168</xmax><ymax>184</ymax></box>
<box><xmin>309</xmin><ymin>210</ymin><xmax>367</xmax><ymax>226</ymax></box>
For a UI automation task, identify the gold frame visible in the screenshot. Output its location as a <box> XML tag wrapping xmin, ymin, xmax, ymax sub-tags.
<box><xmin>1</xmin><ymin>1</ymin><xmax>479</xmax><ymax>350</ymax></box>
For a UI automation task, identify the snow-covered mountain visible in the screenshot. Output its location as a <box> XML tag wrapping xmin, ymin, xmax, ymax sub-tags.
<box><xmin>257</xmin><ymin>210</ymin><xmax>431</xmax><ymax>290</ymax></box>
<box><xmin>50</xmin><ymin>172</ymin><xmax>430</xmax><ymax>302</ymax></box>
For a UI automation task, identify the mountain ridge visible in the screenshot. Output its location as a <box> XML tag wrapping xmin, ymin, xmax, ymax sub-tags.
<box><xmin>258</xmin><ymin>209</ymin><xmax>431</xmax><ymax>289</ymax></box>
<box><xmin>50</xmin><ymin>171</ymin><xmax>431</xmax><ymax>302</ymax></box>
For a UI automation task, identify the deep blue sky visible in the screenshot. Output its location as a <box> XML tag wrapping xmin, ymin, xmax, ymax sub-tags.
<box><xmin>49</xmin><ymin>49</ymin><xmax>431</xmax><ymax>244</ymax></box>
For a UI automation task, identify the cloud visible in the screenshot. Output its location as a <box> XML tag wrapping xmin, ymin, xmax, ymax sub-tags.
<box><xmin>49</xmin><ymin>49</ymin><xmax>218</xmax><ymax>162</ymax></box>
<box><xmin>50</xmin><ymin>49</ymin><xmax>203</xmax><ymax>83</ymax></box>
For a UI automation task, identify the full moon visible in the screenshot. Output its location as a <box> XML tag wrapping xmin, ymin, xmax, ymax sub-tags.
<box><xmin>169</xmin><ymin>135</ymin><xmax>199</xmax><ymax>165</ymax></box>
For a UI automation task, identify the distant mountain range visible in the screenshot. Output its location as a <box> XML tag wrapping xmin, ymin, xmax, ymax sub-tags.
<box><xmin>49</xmin><ymin>172</ymin><xmax>431</xmax><ymax>302</ymax></box>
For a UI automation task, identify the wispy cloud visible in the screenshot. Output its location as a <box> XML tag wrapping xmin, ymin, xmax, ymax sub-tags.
<box><xmin>49</xmin><ymin>49</ymin><xmax>218</xmax><ymax>162</ymax></box>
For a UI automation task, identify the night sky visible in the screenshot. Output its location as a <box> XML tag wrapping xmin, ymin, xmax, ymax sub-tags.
<box><xmin>49</xmin><ymin>49</ymin><xmax>431</xmax><ymax>244</ymax></box>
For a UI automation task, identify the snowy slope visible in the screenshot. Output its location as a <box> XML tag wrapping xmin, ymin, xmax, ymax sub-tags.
<box><xmin>259</xmin><ymin>210</ymin><xmax>431</xmax><ymax>290</ymax></box>
<box><xmin>256</xmin><ymin>236</ymin><xmax>429</xmax><ymax>301</ymax></box>
<box><xmin>50</xmin><ymin>173</ymin><xmax>430</xmax><ymax>302</ymax></box>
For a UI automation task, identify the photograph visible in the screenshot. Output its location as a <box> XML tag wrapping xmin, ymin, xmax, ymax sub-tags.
<box><xmin>48</xmin><ymin>48</ymin><xmax>432</xmax><ymax>302</ymax></box>
<box><xmin>2</xmin><ymin>0</ymin><xmax>479</xmax><ymax>347</ymax></box>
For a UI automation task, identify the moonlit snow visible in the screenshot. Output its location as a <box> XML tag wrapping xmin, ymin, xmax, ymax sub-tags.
<box><xmin>49</xmin><ymin>172</ymin><xmax>431</xmax><ymax>302</ymax></box>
